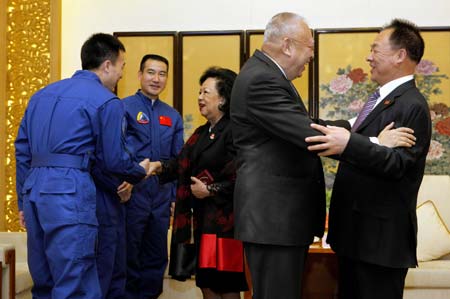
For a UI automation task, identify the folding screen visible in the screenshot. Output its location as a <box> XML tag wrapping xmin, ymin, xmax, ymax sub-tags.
<box><xmin>313</xmin><ymin>28</ymin><xmax>380</xmax><ymax>200</ymax></box>
<box><xmin>313</xmin><ymin>28</ymin><xmax>380</xmax><ymax>120</ymax></box>
<box><xmin>179</xmin><ymin>31</ymin><xmax>244</xmax><ymax>139</ymax></box>
<box><xmin>313</xmin><ymin>27</ymin><xmax>450</xmax><ymax>197</ymax></box>
<box><xmin>419</xmin><ymin>27</ymin><xmax>450</xmax><ymax>175</ymax></box>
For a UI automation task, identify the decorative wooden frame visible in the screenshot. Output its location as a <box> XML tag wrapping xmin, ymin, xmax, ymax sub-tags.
<box><xmin>244</xmin><ymin>30</ymin><xmax>265</xmax><ymax>61</ymax></box>
<box><xmin>113</xmin><ymin>31</ymin><xmax>179</xmax><ymax>109</ymax></box>
<box><xmin>246</xmin><ymin>30</ymin><xmax>313</xmax><ymax>115</ymax></box>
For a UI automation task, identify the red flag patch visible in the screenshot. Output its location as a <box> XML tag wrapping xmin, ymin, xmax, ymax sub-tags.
<box><xmin>159</xmin><ymin>115</ymin><xmax>172</xmax><ymax>126</ymax></box>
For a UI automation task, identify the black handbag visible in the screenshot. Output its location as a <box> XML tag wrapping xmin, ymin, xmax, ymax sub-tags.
<box><xmin>169</xmin><ymin>242</ymin><xmax>196</xmax><ymax>281</ymax></box>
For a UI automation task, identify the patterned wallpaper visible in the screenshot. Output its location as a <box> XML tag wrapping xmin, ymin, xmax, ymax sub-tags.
<box><xmin>4</xmin><ymin>0</ymin><xmax>53</xmax><ymax>231</ymax></box>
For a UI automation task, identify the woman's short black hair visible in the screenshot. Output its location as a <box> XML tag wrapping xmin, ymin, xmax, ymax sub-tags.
<box><xmin>199</xmin><ymin>67</ymin><xmax>237</xmax><ymax>117</ymax></box>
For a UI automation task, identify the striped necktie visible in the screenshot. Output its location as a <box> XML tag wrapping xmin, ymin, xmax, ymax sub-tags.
<box><xmin>351</xmin><ymin>89</ymin><xmax>380</xmax><ymax>132</ymax></box>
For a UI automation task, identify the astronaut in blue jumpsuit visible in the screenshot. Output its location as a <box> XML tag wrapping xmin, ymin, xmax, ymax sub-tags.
<box><xmin>14</xmin><ymin>33</ymin><xmax>149</xmax><ymax>299</ymax></box>
<box><xmin>92</xmin><ymin>167</ymin><xmax>131</xmax><ymax>299</ymax></box>
<box><xmin>123</xmin><ymin>54</ymin><xmax>184</xmax><ymax>299</ymax></box>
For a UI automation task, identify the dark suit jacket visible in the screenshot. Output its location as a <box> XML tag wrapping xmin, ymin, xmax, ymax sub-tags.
<box><xmin>328</xmin><ymin>79</ymin><xmax>432</xmax><ymax>268</ymax></box>
<box><xmin>230</xmin><ymin>50</ymin><xmax>348</xmax><ymax>246</ymax></box>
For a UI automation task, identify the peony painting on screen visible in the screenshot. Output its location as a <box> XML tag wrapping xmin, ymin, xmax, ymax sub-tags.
<box><xmin>314</xmin><ymin>28</ymin><xmax>450</xmax><ymax>206</ymax></box>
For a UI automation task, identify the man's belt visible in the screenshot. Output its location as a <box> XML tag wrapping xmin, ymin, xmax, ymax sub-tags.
<box><xmin>31</xmin><ymin>153</ymin><xmax>91</xmax><ymax>170</ymax></box>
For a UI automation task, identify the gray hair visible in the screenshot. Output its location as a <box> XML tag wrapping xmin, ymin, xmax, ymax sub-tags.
<box><xmin>263</xmin><ymin>12</ymin><xmax>305</xmax><ymax>43</ymax></box>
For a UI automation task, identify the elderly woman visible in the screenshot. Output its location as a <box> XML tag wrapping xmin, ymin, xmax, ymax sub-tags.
<box><xmin>151</xmin><ymin>67</ymin><xmax>248</xmax><ymax>299</ymax></box>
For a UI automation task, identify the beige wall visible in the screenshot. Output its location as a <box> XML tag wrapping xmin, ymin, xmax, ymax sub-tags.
<box><xmin>61</xmin><ymin>0</ymin><xmax>450</xmax><ymax>78</ymax></box>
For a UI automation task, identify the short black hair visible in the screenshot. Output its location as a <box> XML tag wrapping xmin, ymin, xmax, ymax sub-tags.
<box><xmin>81</xmin><ymin>33</ymin><xmax>125</xmax><ymax>70</ymax></box>
<box><xmin>384</xmin><ymin>19</ymin><xmax>424</xmax><ymax>63</ymax></box>
<box><xmin>139</xmin><ymin>54</ymin><xmax>169</xmax><ymax>72</ymax></box>
<box><xmin>199</xmin><ymin>67</ymin><xmax>237</xmax><ymax>117</ymax></box>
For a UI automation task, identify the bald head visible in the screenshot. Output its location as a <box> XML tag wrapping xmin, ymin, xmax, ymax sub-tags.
<box><xmin>263</xmin><ymin>12</ymin><xmax>306</xmax><ymax>44</ymax></box>
<box><xmin>261</xmin><ymin>12</ymin><xmax>314</xmax><ymax>80</ymax></box>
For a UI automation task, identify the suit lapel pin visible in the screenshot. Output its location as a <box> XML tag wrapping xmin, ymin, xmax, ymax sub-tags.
<box><xmin>209</xmin><ymin>133</ymin><xmax>215</xmax><ymax>140</ymax></box>
<box><xmin>384</xmin><ymin>99</ymin><xmax>391</xmax><ymax>105</ymax></box>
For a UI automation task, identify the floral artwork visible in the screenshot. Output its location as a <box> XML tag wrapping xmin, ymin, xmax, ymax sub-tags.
<box><xmin>417</xmin><ymin>60</ymin><xmax>450</xmax><ymax>174</ymax></box>
<box><xmin>320</xmin><ymin>66</ymin><xmax>378</xmax><ymax>120</ymax></box>
<box><xmin>319</xmin><ymin>60</ymin><xmax>449</xmax><ymax>200</ymax></box>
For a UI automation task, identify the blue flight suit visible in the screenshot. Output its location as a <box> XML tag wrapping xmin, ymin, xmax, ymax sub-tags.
<box><xmin>15</xmin><ymin>70</ymin><xmax>146</xmax><ymax>299</ymax></box>
<box><xmin>123</xmin><ymin>91</ymin><xmax>184</xmax><ymax>299</ymax></box>
<box><xmin>92</xmin><ymin>167</ymin><xmax>127</xmax><ymax>299</ymax></box>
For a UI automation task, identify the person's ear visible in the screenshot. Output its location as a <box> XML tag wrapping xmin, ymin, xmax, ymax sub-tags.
<box><xmin>100</xmin><ymin>59</ymin><xmax>112</xmax><ymax>74</ymax></box>
<box><xmin>396</xmin><ymin>48</ymin><xmax>407</xmax><ymax>64</ymax></box>
<box><xmin>281</xmin><ymin>37</ymin><xmax>293</xmax><ymax>56</ymax></box>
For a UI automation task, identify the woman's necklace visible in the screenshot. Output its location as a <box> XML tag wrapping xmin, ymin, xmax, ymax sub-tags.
<box><xmin>208</xmin><ymin>124</ymin><xmax>215</xmax><ymax>139</ymax></box>
<box><xmin>208</xmin><ymin>115</ymin><xmax>222</xmax><ymax>140</ymax></box>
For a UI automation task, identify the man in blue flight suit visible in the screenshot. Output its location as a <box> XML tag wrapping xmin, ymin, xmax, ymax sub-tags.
<box><xmin>15</xmin><ymin>33</ymin><xmax>151</xmax><ymax>299</ymax></box>
<box><xmin>92</xmin><ymin>167</ymin><xmax>133</xmax><ymax>299</ymax></box>
<box><xmin>123</xmin><ymin>54</ymin><xmax>184</xmax><ymax>299</ymax></box>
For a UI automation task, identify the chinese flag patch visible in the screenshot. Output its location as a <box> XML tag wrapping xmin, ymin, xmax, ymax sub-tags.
<box><xmin>159</xmin><ymin>115</ymin><xmax>172</xmax><ymax>126</ymax></box>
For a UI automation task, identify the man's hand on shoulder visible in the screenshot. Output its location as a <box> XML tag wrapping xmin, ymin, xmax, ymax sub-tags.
<box><xmin>305</xmin><ymin>123</ymin><xmax>350</xmax><ymax>156</ymax></box>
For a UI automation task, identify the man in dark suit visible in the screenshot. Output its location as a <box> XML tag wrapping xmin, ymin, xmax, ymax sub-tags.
<box><xmin>306</xmin><ymin>19</ymin><xmax>432</xmax><ymax>299</ymax></box>
<box><xmin>230</xmin><ymin>12</ymin><xmax>351</xmax><ymax>299</ymax></box>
